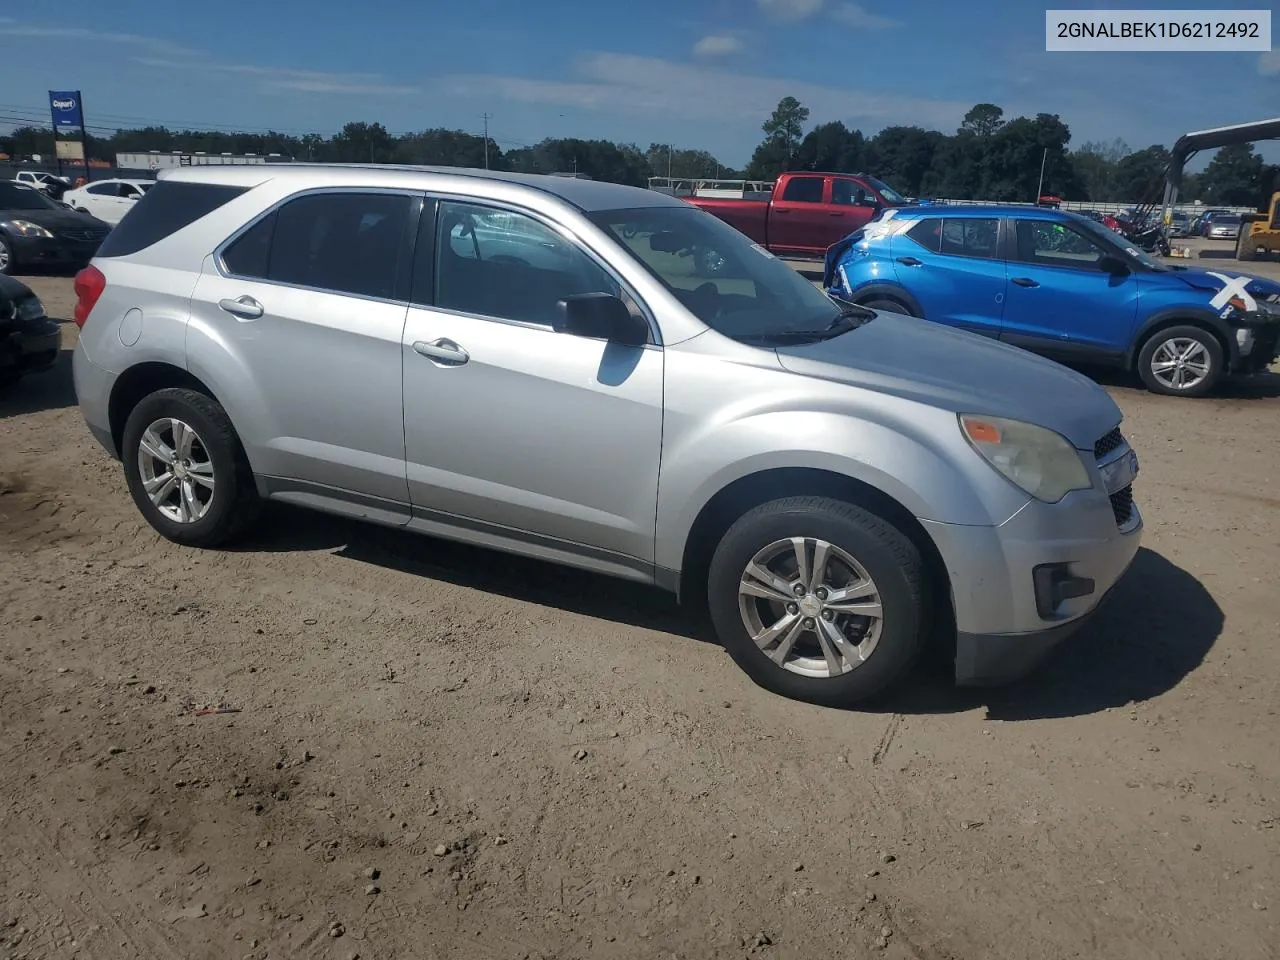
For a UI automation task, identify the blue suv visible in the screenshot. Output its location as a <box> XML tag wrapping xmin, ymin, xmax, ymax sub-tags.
<box><xmin>823</xmin><ymin>206</ymin><xmax>1280</xmax><ymax>397</ymax></box>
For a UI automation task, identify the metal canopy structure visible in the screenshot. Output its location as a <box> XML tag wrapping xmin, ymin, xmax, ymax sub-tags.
<box><xmin>1161</xmin><ymin>116</ymin><xmax>1280</xmax><ymax>225</ymax></box>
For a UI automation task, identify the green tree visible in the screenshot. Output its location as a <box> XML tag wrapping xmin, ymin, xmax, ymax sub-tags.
<box><xmin>329</xmin><ymin>122</ymin><xmax>395</xmax><ymax>163</ymax></box>
<box><xmin>1200</xmin><ymin>143</ymin><xmax>1266</xmax><ymax>207</ymax></box>
<box><xmin>794</xmin><ymin>121</ymin><xmax>865</xmax><ymax>172</ymax></box>
<box><xmin>866</xmin><ymin>126</ymin><xmax>944</xmax><ymax>196</ymax></box>
<box><xmin>959</xmin><ymin>103</ymin><xmax>1005</xmax><ymax>138</ymax></box>
<box><xmin>1070</xmin><ymin>138</ymin><xmax>1130</xmax><ymax>202</ymax></box>
<box><xmin>978</xmin><ymin>113</ymin><xmax>1081</xmax><ymax>201</ymax></box>
<box><xmin>746</xmin><ymin>96</ymin><xmax>809</xmax><ymax>179</ymax></box>
<box><xmin>1113</xmin><ymin>145</ymin><xmax>1170</xmax><ymax>204</ymax></box>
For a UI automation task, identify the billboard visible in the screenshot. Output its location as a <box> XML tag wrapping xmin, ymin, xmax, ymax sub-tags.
<box><xmin>48</xmin><ymin>91</ymin><xmax>84</xmax><ymax>128</ymax></box>
<box><xmin>54</xmin><ymin>140</ymin><xmax>86</xmax><ymax>161</ymax></box>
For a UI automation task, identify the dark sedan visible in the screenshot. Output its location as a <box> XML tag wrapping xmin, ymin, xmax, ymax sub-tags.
<box><xmin>1</xmin><ymin>273</ymin><xmax>60</xmax><ymax>386</ymax></box>
<box><xmin>0</xmin><ymin>181</ymin><xmax>112</xmax><ymax>275</ymax></box>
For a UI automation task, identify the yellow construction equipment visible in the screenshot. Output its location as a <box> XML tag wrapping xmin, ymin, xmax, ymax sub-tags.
<box><xmin>1238</xmin><ymin>191</ymin><xmax>1280</xmax><ymax>261</ymax></box>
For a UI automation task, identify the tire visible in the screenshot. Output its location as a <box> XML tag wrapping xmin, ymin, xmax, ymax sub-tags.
<box><xmin>121</xmin><ymin>387</ymin><xmax>261</xmax><ymax>547</ymax></box>
<box><xmin>706</xmin><ymin>496</ymin><xmax>929</xmax><ymax>706</ymax></box>
<box><xmin>1136</xmin><ymin>325</ymin><xmax>1223</xmax><ymax>398</ymax></box>
<box><xmin>0</xmin><ymin>235</ymin><xmax>13</xmax><ymax>275</ymax></box>
<box><xmin>860</xmin><ymin>298</ymin><xmax>912</xmax><ymax>316</ymax></box>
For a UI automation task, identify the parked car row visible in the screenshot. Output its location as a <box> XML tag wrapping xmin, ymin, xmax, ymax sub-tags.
<box><xmin>0</xmin><ymin>180</ymin><xmax>112</xmax><ymax>275</ymax></box>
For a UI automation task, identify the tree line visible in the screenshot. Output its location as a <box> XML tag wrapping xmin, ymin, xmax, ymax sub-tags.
<box><xmin>3</xmin><ymin>98</ymin><xmax>1277</xmax><ymax>208</ymax></box>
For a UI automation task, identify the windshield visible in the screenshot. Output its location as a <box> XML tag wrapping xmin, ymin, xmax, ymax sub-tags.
<box><xmin>589</xmin><ymin>205</ymin><xmax>843</xmax><ymax>340</ymax></box>
<box><xmin>1073</xmin><ymin>214</ymin><xmax>1168</xmax><ymax>271</ymax></box>
<box><xmin>865</xmin><ymin>177</ymin><xmax>908</xmax><ymax>205</ymax></box>
<box><xmin>0</xmin><ymin>181</ymin><xmax>59</xmax><ymax>211</ymax></box>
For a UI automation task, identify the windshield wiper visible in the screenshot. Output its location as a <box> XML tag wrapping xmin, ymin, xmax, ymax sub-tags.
<box><xmin>741</xmin><ymin>308</ymin><xmax>873</xmax><ymax>345</ymax></box>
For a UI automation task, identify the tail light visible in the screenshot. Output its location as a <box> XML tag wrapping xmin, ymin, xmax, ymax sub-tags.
<box><xmin>73</xmin><ymin>265</ymin><xmax>106</xmax><ymax>328</ymax></box>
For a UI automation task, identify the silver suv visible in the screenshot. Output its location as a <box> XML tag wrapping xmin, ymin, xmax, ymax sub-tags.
<box><xmin>72</xmin><ymin>165</ymin><xmax>1142</xmax><ymax>705</ymax></box>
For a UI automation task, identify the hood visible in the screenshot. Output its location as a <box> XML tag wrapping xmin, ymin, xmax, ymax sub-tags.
<box><xmin>1159</xmin><ymin>267</ymin><xmax>1280</xmax><ymax>304</ymax></box>
<box><xmin>0</xmin><ymin>206</ymin><xmax>110</xmax><ymax>233</ymax></box>
<box><xmin>774</xmin><ymin>312</ymin><xmax>1121</xmax><ymax>450</ymax></box>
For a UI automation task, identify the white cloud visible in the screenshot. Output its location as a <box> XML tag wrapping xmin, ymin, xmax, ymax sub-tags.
<box><xmin>133</xmin><ymin>57</ymin><xmax>417</xmax><ymax>96</ymax></box>
<box><xmin>756</xmin><ymin>0</ymin><xmax>823</xmax><ymax>22</ymax></box>
<box><xmin>4</xmin><ymin>21</ymin><xmax>415</xmax><ymax>97</ymax></box>
<box><xmin>1260</xmin><ymin>50</ymin><xmax>1280</xmax><ymax>75</ymax></box>
<box><xmin>830</xmin><ymin>3</ymin><xmax>901</xmax><ymax>30</ymax></box>
<box><xmin>692</xmin><ymin>35</ymin><xmax>744</xmax><ymax>58</ymax></box>
<box><xmin>437</xmin><ymin>51</ymin><xmax>968</xmax><ymax>132</ymax></box>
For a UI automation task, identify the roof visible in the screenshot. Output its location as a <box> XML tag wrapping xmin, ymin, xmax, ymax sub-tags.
<box><xmin>158</xmin><ymin>162</ymin><xmax>685</xmax><ymax>213</ymax></box>
<box><xmin>895</xmin><ymin>204</ymin><xmax>1079</xmax><ymax>220</ymax></box>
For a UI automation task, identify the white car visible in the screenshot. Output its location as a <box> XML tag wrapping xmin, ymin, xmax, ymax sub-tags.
<box><xmin>13</xmin><ymin>171</ymin><xmax>71</xmax><ymax>195</ymax></box>
<box><xmin>62</xmin><ymin>178</ymin><xmax>154</xmax><ymax>225</ymax></box>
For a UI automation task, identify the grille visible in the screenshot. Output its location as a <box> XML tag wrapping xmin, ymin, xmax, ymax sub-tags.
<box><xmin>1094</xmin><ymin>426</ymin><xmax>1124</xmax><ymax>459</ymax></box>
<box><xmin>1110</xmin><ymin>485</ymin><xmax>1134</xmax><ymax>526</ymax></box>
<box><xmin>60</xmin><ymin>228</ymin><xmax>108</xmax><ymax>243</ymax></box>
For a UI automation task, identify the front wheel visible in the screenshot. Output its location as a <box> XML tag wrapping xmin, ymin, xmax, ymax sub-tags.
<box><xmin>121</xmin><ymin>387</ymin><xmax>261</xmax><ymax>546</ymax></box>
<box><xmin>706</xmin><ymin>496</ymin><xmax>929</xmax><ymax>706</ymax></box>
<box><xmin>0</xmin><ymin>236</ymin><xmax>13</xmax><ymax>275</ymax></box>
<box><xmin>1136</xmin><ymin>325</ymin><xmax>1223</xmax><ymax>398</ymax></box>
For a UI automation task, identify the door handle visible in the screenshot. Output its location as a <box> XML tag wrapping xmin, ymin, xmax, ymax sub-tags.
<box><xmin>218</xmin><ymin>295</ymin><xmax>263</xmax><ymax>320</ymax></box>
<box><xmin>412</xmin><ymin>338</ymin><xmax>470</xmax><ymax>366</ymax></box>
<box><xmin>1011</xmin><ymin>277</ymin><xmax>1040</xmax><ymax>288</ymax></box>
<box><xmin>895</xmin><ymin>256</ymin><xmax>922</xmax><ymax>267</ymax></box>
<box><xmin>828</xmin><ymin>212</ymin><xmax>847</xmax><ymax>218</ymax></box>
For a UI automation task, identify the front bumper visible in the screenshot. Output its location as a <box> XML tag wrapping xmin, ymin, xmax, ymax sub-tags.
<box><xmin>8</xmin><ymin>234</ymin><xmax>104</xmax><ymax>268</ymax></box>
<box><xmin>1</xmin><ymin>316</ymin><xmax>61</xmax><ymax>378</ymax></box>
<box><xmin>922</xmin><ymin>475</ymin><xmax>1143</xmax><ymax>686</ymax></box>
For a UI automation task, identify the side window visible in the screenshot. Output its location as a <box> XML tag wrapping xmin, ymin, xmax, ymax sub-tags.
<box><xmin>780</xmin><ymin>177</ymin><xmax>824</xmax><ymax>203</ymax></box>
<box><xmin>831</xmin><ymin>180</ymin><xmax>872</xmax><ymax>207</ymax></box>
<box><xmin>1015</xmin><ymin>220</ymin><xmax>1108</xmax><ymax>270</ymax></box>
<box><xmin>434</xmin><ymin>200</ymin><xmax>623</xmax><ymax>327</ymax></box>
<box><xmin>120</xmin><ymin>183</ymin><xmax>142</xmax><ymax>199</ymax></box>
<box><xmin>904</xmin><ymin>218</ymin><xmax>942</xmax><ymax>253</ymax></box>
<box><xmin>86</xmin><ymin>183</ymin><xmax>116</xmax><ymax>196</ymax></box>
<box><xmin>266</xmin><ymin>192</ymin><xmax>412</xmax><ymax>299</ymax></box>
<box><xmin>222</xmin><ymin>211</ymin><xmax>275</xmax><ymax>278</ymax></box>
<box><xmin>939</xmin><ymin>218</ymin><xmax>999</xmax><ymax>259</ymax></box>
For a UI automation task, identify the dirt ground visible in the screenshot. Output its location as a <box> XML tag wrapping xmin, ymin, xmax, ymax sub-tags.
<box><xmin>2</xmin><ymin>267</ymin><xmax>1278</xmax><ymax>960</ymax></box>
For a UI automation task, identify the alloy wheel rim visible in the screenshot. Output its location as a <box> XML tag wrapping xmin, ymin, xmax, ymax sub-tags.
<box><xmin>737</xmin><ymin>537</ymin><xmax>883</xmax><ymax>679</ymax></box>
<box><xmin>0</xmin><ymin>242</ymin><xmax>10</xmax><ymax>271</ymax></box>
<box><xmin>1150</xmin><ymin>338</ymin><xmax>1210</xmax><ymax>390</ymax></box>
<box><xmin>137</xmin><ymin>417</ymin><xmax>216</xmax><ymax>524</ymax></box>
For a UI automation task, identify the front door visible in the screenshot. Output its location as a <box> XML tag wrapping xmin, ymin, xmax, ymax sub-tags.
<box><xmin>891</xmin><ymin>215</ymin><xmax>1006</xmax><ymax>337</ymax></box>
<box><xmin>999</xmin><ymin>219</ymin><xmax>1140</xmax><ymax>362</ymax></box>
<box><xmin>826</xmin><ymin>178</ymin><xmax>879</xmax><ymax>247</ymax></box>
<box><xmin>186</xmin><ymin>189</ymin><xmax>417</xmax><ymax>508</ymax></box>
<box><xmin>400</xmin><ymin>199</ymin><xmax>664</xmax><ymax>573</ymax></box>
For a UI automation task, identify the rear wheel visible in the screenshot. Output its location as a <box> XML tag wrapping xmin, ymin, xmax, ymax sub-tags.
<box><xmin>0</xmin><ymin>236</ymin><xmax>13</xmax><ymax>275</ymax></box>
<box><xmin>706</xmin><ymin>496</ymin><xmax>928</xmax><ymax>706</ymax></box>
<box><xmin>859</xmin><ymin>297</ymin><xmax>912</xmax><ymax>316</ymax></box>
<box><xmin>1136</xmin><ymin>325</ymin><xmax>1223</xmax><ymax>398</ymax></box>
<box><xmin>121</xmin><ymin>387</ymin><xmax>261</xmax><ymax>546</ymax></box>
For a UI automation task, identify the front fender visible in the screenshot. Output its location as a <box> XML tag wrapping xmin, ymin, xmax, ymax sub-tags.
<box><xmin>1128</xmin><ymin>304</ymin><xmax>1241</xmax><ymax>366</ymax></box>
<box><xmin>654</xmin><ymin>408</ymin><xmax>1028</xmax><ymax>574</ymax></box>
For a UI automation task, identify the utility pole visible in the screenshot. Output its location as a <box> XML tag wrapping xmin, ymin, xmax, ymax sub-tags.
<box><xmin>481</xmin><ymin>113</ymin><xmax>492</xmax><ymax>169</ymax></box>
<box><xmin>1035</xmin><ymin>147</ymin><xmax>1048</xmax><ymax>202</ymax></box>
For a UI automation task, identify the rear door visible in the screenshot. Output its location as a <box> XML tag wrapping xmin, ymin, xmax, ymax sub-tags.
<box><xmin>998</xmin><ymin>218</ymin><xmax>1139</xmax><ymax>361</ymax></box>
<box><xmin>186</xmin><ymin>188</ymin><xmax>418</xmax><ymax>509</ymax></box>
<box><xmin>890</xmin><ymin>215</ymin><xmax>1006</xmax><ymax>337</ymax></box>
<box><xmin>768</xmin><ymin>175</ymin><xmax>829</xmax><ymax>256</ymax></box>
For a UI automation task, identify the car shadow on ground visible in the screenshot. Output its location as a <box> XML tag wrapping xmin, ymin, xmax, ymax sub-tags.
<box><xmin>1069</xmin><ymin>363</ymin><xmax>1280</xmax><ymax>401</ymax></box>
<box><xmin>236</xmin><ymin>505</ymin><xmax>707</xmax><ymax>642</ymax></box>
<box><xmin>870</xmin><ymin>547</ymin><xmax>1221</xmax><ymax>720</ymax></box>
<box><xmin>240</xmin><ymin>512</ymin><xmax>1218</xmax><ymax>718</ymax></box>
<box><xmin>0</xmin><ymin>346</ymin><xmax>77</xmax><ymax>417</ymax></box>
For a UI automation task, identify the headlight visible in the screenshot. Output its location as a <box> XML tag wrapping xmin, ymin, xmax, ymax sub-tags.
<box><xmin>959</xmin><ymin>414</ymin><xmax>1091</xmax><ymax>503</ymax></box>
<box><xmin>3</xmin><ymin>219</ymin><xmax>54</xmax><ymax>239</ymax></box>
<box><xmin>16</xmin><ymin>297</ymin><xmax>45</xmax><ymax>321</ymax></box>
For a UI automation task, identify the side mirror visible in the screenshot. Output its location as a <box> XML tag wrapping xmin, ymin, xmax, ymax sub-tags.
<box><xmin>1098</xmin><ymin>255</ymin><xmax>1129</xmax><ymax>275</ymax></box>
<box><xmin>554</xmin><ymin>293</ymin><xmax>648</xmax><ymax>346</ymax></box>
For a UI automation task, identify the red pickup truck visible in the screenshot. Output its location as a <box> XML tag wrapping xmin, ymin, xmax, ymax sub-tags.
<box><xmin>684</xmin><ymin>171</ymin><xmax>910</xmax><ymax>259</ymax></box>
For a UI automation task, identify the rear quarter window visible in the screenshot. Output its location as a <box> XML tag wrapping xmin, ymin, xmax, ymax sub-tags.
<box><xmin>94</xmin><ymin>181</ymin><xmax>247</xmax><ymax>258</ymax></box>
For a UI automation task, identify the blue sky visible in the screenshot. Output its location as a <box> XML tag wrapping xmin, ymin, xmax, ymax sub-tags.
<box><xmin>2</xmin><ymin>0</ymin><xmax>1277</xmax><ymax>167</ymax></box>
